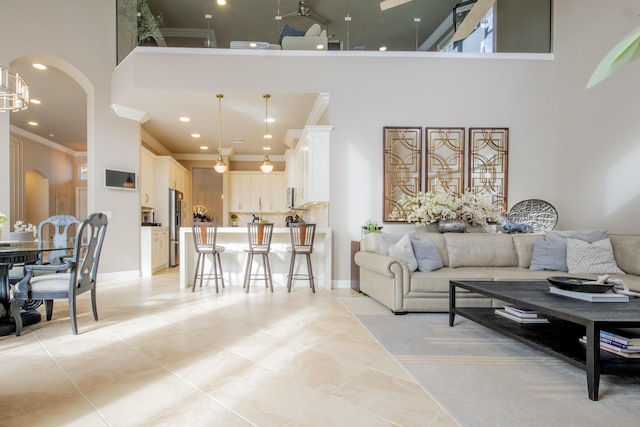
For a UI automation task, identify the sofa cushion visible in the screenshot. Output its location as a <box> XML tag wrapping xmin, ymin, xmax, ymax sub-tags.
<box><xmin>512</xmin><ymin>234</ymin><xmax>543</xmax><ymax>268</ymax></box>
<box><xmin>389</xmin><ymin>234</ymin><xmax>418</xmax><ymax>272</ymax></box>
<box><xmin>410</xmin><ymin>235</ymin><xmax>443</xmax><ymax>272</ymax></box>
<box><xmin>545</xmin><ymin>229</ymin><xmax>608</xmax><ymax>243</ymax></box>
<box><xmin>445</xmin><ymin>234</ymin><xmax>518</xmax><ymax>268</ymax></box>
<box><xmin>529</xmin><ymin>240</ymin><xmax>568</xmax><ymax>272</ymax></box>
<box><xmin>608</xmin><ymin>234</ymin><xmax>640</xmax><ymax>276</ymax></box>
<box><xmin>305</xmin><ymin>23</ymin><xmax>322</xmax><ymax>37</ymax></box>
<box><xmin>363</xmin><ymin>233</ymin><xmax>402</xmax><ymax>256</ymax></box>
<box><xmin>278</xmin><ymin>24</ymin><xmax>305</xmax><ymax>44</ymax></box>
<box><xmin>566</xmin><ymin>238</ymin><xmax>625</xmax><ymax>274</ymax></box>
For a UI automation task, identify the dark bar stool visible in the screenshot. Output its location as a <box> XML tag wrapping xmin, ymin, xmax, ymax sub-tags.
<box><xmin>243</xmin><ymin>222</ymin><xmax>274</xmax><ymax>293</ymax></box>
<box><xmin>286</xmin><ymin>223</ymin><xmax>316</xmax><ymax>292</ymax></box>
<box><xmin>192</xmin><ymin>222</ymin><xmax>225</xmax><ymax>292</ymax></box>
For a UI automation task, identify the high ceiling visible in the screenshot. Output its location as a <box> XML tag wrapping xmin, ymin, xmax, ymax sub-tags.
<box><xmin>9</xmin><ymin>0</ymin><xmax>465</xmax><ymax>157</ymax></box>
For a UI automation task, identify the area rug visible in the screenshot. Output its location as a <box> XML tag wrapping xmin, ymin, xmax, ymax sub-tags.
<box><xmin>339</xmin><ymin>296</ymin><xmax>640</xmax><ymax>427</ymax></box>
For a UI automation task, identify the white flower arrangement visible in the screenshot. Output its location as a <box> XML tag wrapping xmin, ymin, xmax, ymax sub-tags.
<box><xmin>399</xmin><ymin>188</ymin><xmax>503</xmax><ymax>226</ymax></box>
<box><xmin>14</xmin><ymin>220</ymin><xmax>38</xmax><ymax>238</ymax></box>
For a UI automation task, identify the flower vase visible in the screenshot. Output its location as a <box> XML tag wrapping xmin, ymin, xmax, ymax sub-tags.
<box><xmin>437</xmin><ymin>220</ymin><xmax>467</xmax><ymax>233</ymax></box>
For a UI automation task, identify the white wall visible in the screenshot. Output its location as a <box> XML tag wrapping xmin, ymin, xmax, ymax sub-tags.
<box><xmin>1</xmin><ymin>0</ymin><xmax>142</xmax><ymax>273</ymax></box>
<box><xmin>553</xmin><ymin>1</ymin><xmax>640</xmax><ymax>233</ymax></box>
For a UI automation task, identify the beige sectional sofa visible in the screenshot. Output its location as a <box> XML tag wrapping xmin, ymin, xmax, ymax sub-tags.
<box><xmin>354</xmin><ymin>231</ymin><xmax>640</xmax><ymax>314</ymax></box>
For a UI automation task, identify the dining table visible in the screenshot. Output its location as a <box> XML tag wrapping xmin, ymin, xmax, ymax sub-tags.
<box><xmin>0</xmin><ymin>240</ymin><xmax>74</xmax><ymax>336</ymax></box>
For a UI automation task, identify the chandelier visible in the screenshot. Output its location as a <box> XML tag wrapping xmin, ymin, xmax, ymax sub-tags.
<box><xmin>260</xmin><ymin>93</ymin><xmax>274</xmax><ymax>173</ymax></box>
<box><xmin>0</xmin><ymin>64</ymin><xmax>29</xmax><ymax>111</ymax></box>
<box><xmin>213</xmin><ymin>93</ymin><xmax>228</xmax><ymax>173</ymax></box>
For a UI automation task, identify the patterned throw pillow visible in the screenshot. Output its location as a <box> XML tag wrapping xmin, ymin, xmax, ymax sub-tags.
<box><xmin>566</xmin><ymin>238</ymin><xmax>625</xmax><ymax>274</ymax></box>
<box><xmin>389</xmin><ymin>233</ymin><xmax>418</xmax><ymax>272</ymax></box>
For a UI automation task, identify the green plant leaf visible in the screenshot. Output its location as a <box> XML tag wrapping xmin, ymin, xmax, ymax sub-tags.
<box><xmin>587</xmin><ymin>25</ymin><xmax>640</xmax><ymax>89</ymax></box>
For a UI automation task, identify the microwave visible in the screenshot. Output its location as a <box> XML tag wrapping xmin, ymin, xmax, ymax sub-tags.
<box><xmin>286</xmin><ymin>188</ymin><xmax>294</xmax><ymax>209</ymax></box>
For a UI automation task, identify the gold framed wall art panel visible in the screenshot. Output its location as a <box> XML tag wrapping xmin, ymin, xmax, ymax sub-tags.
<box><xmin>468</xmin><ymin>128</ymin><xmax>509</xmax><ymax>211</ymax></box>
<box><xmin>383</xmin><ymin>127</ymin><xmax>422</xmax><ymax>222</ymax></box>
<box><xmin>425</xmin><ymin>127</ymin><xmax>465</xmax><ymax>194</ymax></box>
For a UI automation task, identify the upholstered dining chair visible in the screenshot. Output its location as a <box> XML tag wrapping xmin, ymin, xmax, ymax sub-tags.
<box><xmin>10</xmin><ymin>212</ymin><xmax>108</xmax><ymax>336</ymax></box>
<box><xmin>286</xmin><ymin>223</ymin><xmax>316</xmax><ymax>292</ymax></box>
<box><xmin>243</xmin><ymin>222</ymin><xmax>274</xmax><ymax>293</ymax></box>
<box><xmin>191</xmin><ymin>222</ymin><xmax>225</xmax><ymax>292</ymax></box>
<box><xmin>8</xmin><ymin>215</ymin><xmax>80</xmax><ymax>285</ymax></box>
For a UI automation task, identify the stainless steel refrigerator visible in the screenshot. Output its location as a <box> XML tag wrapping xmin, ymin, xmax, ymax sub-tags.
<box><xmin>169</xmin><ymin>189</ymin><xmax>183</xmax><ymax>267</ymax></box>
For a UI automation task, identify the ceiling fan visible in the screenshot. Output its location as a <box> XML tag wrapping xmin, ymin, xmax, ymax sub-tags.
<box><xmin>281</xmin><ymin>1</ymin><xmax>328</xmax><ymax>26</ymax></box>
<box><xmin>379</xmin><ymin>0</ymin><xmax>496</xmax><ymax>42</ymax></box>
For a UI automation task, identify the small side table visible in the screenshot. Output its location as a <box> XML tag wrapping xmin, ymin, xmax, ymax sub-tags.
<box><xmin>350</xmin><ymin>240</ymin><xmax>360</xmax><ymax>292</ymax></box>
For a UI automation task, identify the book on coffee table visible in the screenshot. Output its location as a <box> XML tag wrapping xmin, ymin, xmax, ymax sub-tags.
<box><xmin>579</xmin><ymin>337</ymin><xmax>640</xmax><ymax>358</ymax></box>
<box><xmin>548</xmin><ymin>286</ymin><xmax>629</xmax><ymax>302</ymax></box>
<box><xmin>495</xmin><ymin>309</ymin><xmax>549</xmax><ymax>323</ymax></box>
<box><xmin>504</xmin><ymin>305</ymin><xmax>540</xmax><ymax>318</ymax></box>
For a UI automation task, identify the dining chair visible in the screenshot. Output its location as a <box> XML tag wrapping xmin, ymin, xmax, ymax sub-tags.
<box><xmin>10</xmin><ymin>212</ymin><xmax>108</xmax><ymax>336</ymax></box>
<box><xmin>8</xmin><ymin>215</ymin><xmax>80</xmax><ymax>285</ymax></box>
<box><xmin>191</xmin><ymin>222</ymin><xmax>225</xmax><ymax>292</ymax></box>
<box><xmin>286</xmin><ymin>223</ymin><xmax>316</xmax><ymax>292</ymax></box>
<box><xmin>243</xmin><ymin>222</ymin><xmax>274</xmax><ymax>293</ymax></box>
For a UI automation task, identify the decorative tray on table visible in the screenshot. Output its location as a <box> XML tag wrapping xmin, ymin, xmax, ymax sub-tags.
<box><xmin>547</xmin><ymin>276</ymin><xmax>614</xmax><ymax>293</ymax></box>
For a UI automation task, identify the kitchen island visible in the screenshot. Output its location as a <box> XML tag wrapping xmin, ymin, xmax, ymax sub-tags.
<box><xmin>179</xmin><ymin>226</ymin><xmax>332</xmax><ymax>290</ymax></box>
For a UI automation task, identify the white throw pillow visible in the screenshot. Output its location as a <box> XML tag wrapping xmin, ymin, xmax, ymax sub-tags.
<box><xmin>389</xmin><ymin>233</ymin><xmax>418</xmax><ymax>272</ymax></box>
<box><xmin>566</xmin><ymin>238</ymin><xmax>625</xmax><ymax>274</ymax></box>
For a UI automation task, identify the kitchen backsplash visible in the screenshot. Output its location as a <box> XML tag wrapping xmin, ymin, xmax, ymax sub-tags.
<box><xmin>230</xmin><ymin>204</ymin><xmax>327</xmax><ymax>228</ymax></box>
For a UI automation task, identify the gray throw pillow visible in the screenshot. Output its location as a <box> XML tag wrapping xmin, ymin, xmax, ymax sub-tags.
<box><xmin>389</xmin><ymin>233</ymin><xmax>418</xmax><ymax>272</ymax></box>
<box><xmin>410</xmin><ymin>236</ymin><xmax>443</xmax><ymax>272</ymax></box>
<box><xmin>529</xmin><ymin>240</ymin><xmax>568</xmax><ymax>272</ymax></box>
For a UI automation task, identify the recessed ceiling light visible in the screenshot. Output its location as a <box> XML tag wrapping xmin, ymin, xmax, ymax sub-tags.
<box><xmin>265</xmin><ymin>118</ymin><xmax>275</xmax><ymax>123</ymax></box>
<box><xmin>316</xmin><ymin>44</ymin><xmax>325</xmax><ymax>50</ymax></box>
<box><xmin>30</xmin><ymin>99</ymin><xmax>41</xmax><ymax>104</ymax></box>
<box><xmin>249</xmin><ymin>42</ymin><xmax>257</xmax><ymax>48</ymax></box>
<box><xmin>263</xmin><ymin>146</ymin><xmax>272</xmax><ymax>151</ymax></box>
<box><xmin>28</xmin><ymin>121</ymin><xmax>38</xmax><ymax>126</ymax></box>
<box><xmin>200</xmin><ymin>146</ymin><xmax>208</xmax><ymax>150</ymax></box>
<box><xmin>379</xmin><ymin>46</ymin><xmax>388</xmax><ymax>52</ymax></box>
<box><xmin>32</xmin><ymin>63</ymin><xmax>47</xmax><ymax>70</ymax></box>
<box><xmin>179</xmin><ymin>117</ymin><xmax>190</xmax><ymax>122</ymax></box>
<box><xmin>49</xmin><ymin>133</ymin><xmax>55</xmax><ymax>138</ymax></box>
<box><xmin>233</xmin><ymin>138</ymin><xmax>245</xmax><ymax>144</ymax></box>
<box><xmin>263</xmin><ymin>134</ymin><xmax>272</xmax><ymax>139</ymax></box>
<box><xmin>191</xmin><ymin>133</ymin><xmax>201</xmax><ymax>138</ymax></box>
<box><xmin>217</xmin><ymin>0</ymin><xmax>226</xmax><ymax>5</ymax></box>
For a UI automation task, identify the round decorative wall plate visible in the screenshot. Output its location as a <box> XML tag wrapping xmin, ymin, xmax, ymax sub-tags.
<box><xmin>507</xmin><ymin>199</ymin><xmax>558</xmax><ymax>233</ymax></box>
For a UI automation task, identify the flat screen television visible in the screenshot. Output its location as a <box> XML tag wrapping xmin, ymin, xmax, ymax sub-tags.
<box><xmin>105</xmin><ymin>169</ymin><xmax>136</xmax><ymax>190</ymax></box>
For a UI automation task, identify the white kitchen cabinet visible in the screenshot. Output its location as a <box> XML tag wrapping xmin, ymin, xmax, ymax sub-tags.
<box><xmin>141</xmin><ymin>226</ymin><xmax>169</xmax><ymax>276</ymax></box>
<box><xmin>291</xmin><ymin>125</ymin><xmax>332</xmax><ymax>208</ymax></box>
<box><xmin>269</xmin><ymin>173</ymin><xmax>286</xmax><ymax>212</ymax></box>
<box><xmin>229</xmin><ymin>172</ymin><xmax>286</xmax><ymax>213</ymax></box>
<box><xmin>140</xmin><ymin>147</ymin><xmax>155</xmax><ymax>207</ymax></box>
<box><xmin>229</xmin><ymin>173</ymin><xmax>252</xmax><ymax>212</ymax></box>
<box><xmin>153</xmin><ymin>156</ymin><xmax>191</xmax><ymax>227</ymax></box>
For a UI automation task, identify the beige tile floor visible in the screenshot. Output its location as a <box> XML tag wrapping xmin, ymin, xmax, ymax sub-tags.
<box><xmin>1</xmin><ymin>268</ymin><xmax>458</xmax><ymax>427</ymax></box>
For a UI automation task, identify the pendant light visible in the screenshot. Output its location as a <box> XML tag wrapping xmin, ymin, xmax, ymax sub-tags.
<box><xmin>213</xmin><ymin>93</ymin><xmax>228</xmax><ymax>173</ymax></box>
<box><xmin>260</xmin><ymin>93</ymin><xmax>274</xmax><ymax>173</ymax></box>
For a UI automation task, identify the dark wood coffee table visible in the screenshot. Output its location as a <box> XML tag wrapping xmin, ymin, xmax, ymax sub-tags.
<box><xmin>449</xmin><ymin>280</ymin><xmax>640</xmax><ymax>401</ymax></box>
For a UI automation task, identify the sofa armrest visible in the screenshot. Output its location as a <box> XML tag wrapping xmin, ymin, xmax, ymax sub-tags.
<box><xmin>354</xmin><ymin>251</ymin><xmax>403</xmax><ymax>278</ymax></box>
